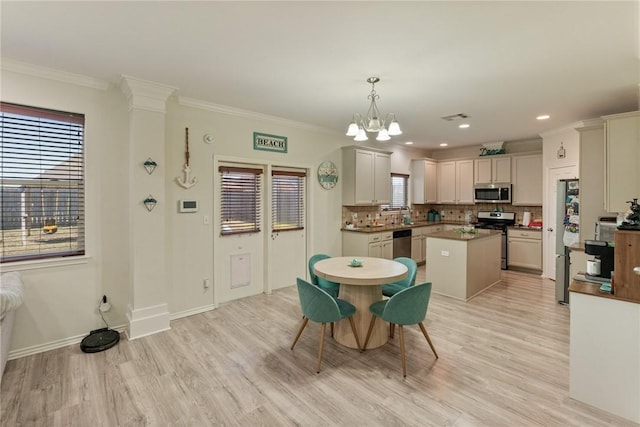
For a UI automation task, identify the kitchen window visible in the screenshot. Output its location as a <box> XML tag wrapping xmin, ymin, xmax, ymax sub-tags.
<box><xmin>382</xmin><ymin>173</ymin><xmax>409</xmax><ymax>211</ymax></box>
<box><xmin>219</xmin><ymin>166</ymin><xmax>263</xmax><ymax>235</ymax></box>
<box><xmin>0</xmin><ymin>102</ymin><xmax>85</xmax><ymax>263</ymax></box>
<box><xmin>271</xmin><ymin>168</ymin><xmax>305</xmax><ymax>231</ymax></box>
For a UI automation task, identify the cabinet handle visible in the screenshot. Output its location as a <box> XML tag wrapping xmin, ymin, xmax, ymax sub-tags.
<box><xmin>634</xmin><ymin>266</ymin><xmax>640</xmax><ymax>276</ymax></box>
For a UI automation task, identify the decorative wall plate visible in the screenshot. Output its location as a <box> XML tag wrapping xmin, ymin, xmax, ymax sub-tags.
<box><xmin>317</xmin><ymin>160</ymin><xmax>338</xmax><ymax>190</ymax></box>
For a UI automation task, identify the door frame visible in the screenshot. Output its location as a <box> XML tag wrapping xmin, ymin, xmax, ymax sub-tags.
<box><xmin>212</xmin><ymin>155</ymin><xmax>313</xmax><ymax>305</ymax></box>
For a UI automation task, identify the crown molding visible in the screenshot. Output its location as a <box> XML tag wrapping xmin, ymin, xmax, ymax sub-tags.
<box><xmin>178</xmin><ymin>96</ymin><xmax>336</xmax><ymax>135</ymax></box>
<box><xmin>120</xmin><ymin>75</ymin><xmax>177</xmax><ymax>113</ymax></box>
<box><xmin>1</xmin><ymin>58</ymin><xmax>109</xmax><ymax>90</ymax></box>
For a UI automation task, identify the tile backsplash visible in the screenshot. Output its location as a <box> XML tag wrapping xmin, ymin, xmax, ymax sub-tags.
<box><xmin>342</xmin><ymin>204</ymin><xmax>543</xmax><ymax>227</ymax></box>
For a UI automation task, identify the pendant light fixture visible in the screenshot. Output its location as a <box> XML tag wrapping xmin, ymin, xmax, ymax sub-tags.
<box><xmin>346</xmin><ymin>77</ymin><xmax>402</xmax><ymax>142</ymax></box>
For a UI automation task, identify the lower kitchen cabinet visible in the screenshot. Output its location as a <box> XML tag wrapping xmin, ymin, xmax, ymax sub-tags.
<box><xmin>411</xmin><ymin>227</ymin><xmax>427</xmax><ymax>264</ymax></box>
<box><xmin>342</xmin><ymin>230</ymin><xmax>393</xmax><ymax>260</ymax></box>
<box><xmin>507</xmin><ymin>228</ymin><xmax>542</xmax><ymax>270</ymax></box>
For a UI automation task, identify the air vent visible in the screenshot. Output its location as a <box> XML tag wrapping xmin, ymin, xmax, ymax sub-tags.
<box><xmin>441</xmin><ymin>113</ymin><xmax>470</xmax><ymax>121</ymax></box>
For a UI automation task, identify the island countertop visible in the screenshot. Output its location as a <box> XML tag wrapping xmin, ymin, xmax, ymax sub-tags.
<box><xmin>427</xmin><ymin>229</ymin><xmax>502</xmax><ymax>241</ymax></box>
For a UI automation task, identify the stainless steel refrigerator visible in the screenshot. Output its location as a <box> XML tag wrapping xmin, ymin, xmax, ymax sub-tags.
<box><xmin>555</xmin><ymin>179</ymin><xmax>580</xmax><ymax>304</ymax></box>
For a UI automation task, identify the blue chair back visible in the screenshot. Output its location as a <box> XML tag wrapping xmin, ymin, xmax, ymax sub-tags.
<box><xmin>308</xmin><ymin>253</ymin><xmax>330</xmax><ymax>285</ymax></box>
<box><xmin>392</xmin><ymin>257</ymin><xmax>417</xmax><ymax>288</ymax></box>
<box><xmin>308</xmin><ymin>253</ymin><xmax>340</xmax><ymax>298</ymax></box>
<box><xmin>296</xmin><ymin>278</ymin><xmax>341</xmax><ymax>324</ymax></box>
<box><xmin>383</xmin><ymin>282</ymin><xmax>432</xmax><ymax>326</ymax></box>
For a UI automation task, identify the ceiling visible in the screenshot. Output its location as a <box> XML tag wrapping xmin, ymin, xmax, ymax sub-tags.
<box><xmin>2</xmin><ymin>1</ymin><xmax>639</xmax><ymax>149</ymax></box>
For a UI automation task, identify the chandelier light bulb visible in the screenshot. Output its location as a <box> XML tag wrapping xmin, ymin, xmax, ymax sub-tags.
<box><xmin>388</xmin><ymin>119</ymin><xmax>402</xmax><ymax>136</ymax></box>
<box><xmin>346</xmin><ymin>121</ymin><xmax>359</xmax><ymax>136</ymax></box>
<box><xmin>376</xmin><ymin>129</ymin><xmax>391</xmax><ymax>141</ymax></box>
<box><xmin>354</xmin><ymin>127</ymin><xmax>368</xmax><ymax>141</ymax></box>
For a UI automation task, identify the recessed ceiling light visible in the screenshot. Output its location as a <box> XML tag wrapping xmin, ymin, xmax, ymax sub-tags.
<box><xmin>439</xmin><ymin>143</ymin><xmax>448</xmax><ymax>147</ymax></box>
<box><xmin>536</xmin><ymin>114</ymin><xmax>550</xmax><ymax>120</ymax></box>
<box><xmin>458</xmin><ymin>123</ymin><xmax>470</xmax><ymax>129</ymax></box>
<box><xmin>404</xmin><ymin>141</ymin><xmax>413</xmax><ymax>145</ymax></box>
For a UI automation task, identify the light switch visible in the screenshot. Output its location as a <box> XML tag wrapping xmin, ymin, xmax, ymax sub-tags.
<box><xmin>203</xmin><ymin>215</ymin><xmax>210</xmax><ymax>225</ymax></box>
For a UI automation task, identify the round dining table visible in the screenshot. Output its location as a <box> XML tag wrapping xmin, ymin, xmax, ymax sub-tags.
<box><xmin>313</xmin><ymin>256</ymin><xmax>408</xmax><ymax>349</ymax></box>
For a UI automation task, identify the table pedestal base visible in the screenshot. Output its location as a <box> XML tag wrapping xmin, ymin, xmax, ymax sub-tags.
<box><xmin>334</xmin><ymin>284</ymin><xmax>388</xmax><ymax>349</ymax></box>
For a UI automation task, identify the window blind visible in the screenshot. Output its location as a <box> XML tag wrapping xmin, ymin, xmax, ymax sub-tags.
<box><xmin>1</xmin><ymin>102</ymin><xmax>85</xmax><ymax>263</ymax></box>
<box><xmin>272</xmin><ymin>169</ymin><xmax>305</xmax><ymax>232</ymax></box>
<box><xmin>390</xmin><ymin>173</ymin><xmax>409</xmax><ymax>209</ymax></box>
<box><xmin>219</xmin><ymin>166</ymin><xmax>263</xmax><ymax>235</ymax></box>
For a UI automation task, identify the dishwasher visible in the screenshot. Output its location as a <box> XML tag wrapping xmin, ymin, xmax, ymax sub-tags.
<box><xmin>392</xmin><ymin>229</ymin><xmax>412</xmax><ymax>258</ymax></box>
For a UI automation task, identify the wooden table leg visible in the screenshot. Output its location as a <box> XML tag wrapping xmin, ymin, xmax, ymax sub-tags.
<box><xmin>334</xmin><ymin>284</ymin><xmax>388</xmax><ymax>349</ymax></box>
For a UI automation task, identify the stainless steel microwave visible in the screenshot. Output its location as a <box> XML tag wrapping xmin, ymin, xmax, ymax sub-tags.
<box><xmin>474</xmin><ymin>183</ymin><xmax>512</xmax><ymax>203</ymax></box>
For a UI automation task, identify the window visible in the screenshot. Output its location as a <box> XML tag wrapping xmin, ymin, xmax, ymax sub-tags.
<box><xmin>388</xmin><ymin>173</ymin><xmax>409</xmax><ymax>210</ymax></box>
<box><xmin>1</xmin><ymin>102</ymin><xmax>85</xmax><ymax>263</ymax></box>
<box><xmin>272</xmin><ymin>169</ymin><xmax>305</xmax><ymax>231</ymax></box>
<box><xmin>219</xmin><ymin>166</ymin><xmax>262</xmax><ymax>235</ymax></box>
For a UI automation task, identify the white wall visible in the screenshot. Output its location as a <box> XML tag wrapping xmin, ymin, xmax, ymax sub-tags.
<box><xmin>2</xmin><ymin>69</ymin><xmax>131</xmax><ymax>355</ymax></box>
<box><xmin>2</xmin><ymin>66</ymin><xmax>346</xmax><ymax>356</ymax></box>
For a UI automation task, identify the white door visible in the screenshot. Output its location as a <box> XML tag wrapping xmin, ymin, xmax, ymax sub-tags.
<box><xmin>268</xmin><ymin>167</ymin><xmax>308</xmax><ymax>291</ymax></box>
<box><xmin>544</xmin><ymin>166</ymin><xmax>577</xmax><ymax>279</ymax></box>
<box><xmin>215</xmin><ymin>162</ymin><xmax>266</xmax><ymax>303</ymax></box>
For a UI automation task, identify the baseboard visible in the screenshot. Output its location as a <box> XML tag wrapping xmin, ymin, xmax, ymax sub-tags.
<box><xmin>7</xmin><ymin>324</ymin><xmax>128</xmax><ymax>360</ymax></box>
<box><xmin>126</xmin><ymin>303</ymin><xmax>171</xmax><ymax>340</ymax></box>
<box><xmin>170</xmin><ymin>304</ymin><xmax>215</xmax><ymax>321</ymax></box>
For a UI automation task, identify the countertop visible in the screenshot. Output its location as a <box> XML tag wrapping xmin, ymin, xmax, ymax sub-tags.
<box><xmin>426</xmin><ymin>229</ymin><xmax>502</xmax><ymax>241</ymax></box>
<box><xmin>341</xmin><ymin>220</ymin><xmax>463</xmax><ymax>233</ymax></box>
<box><xmin>508</xmin><ymin>225</ymin><xmax>543</xmax><ymax>232</ymax></box>
<box><xmin>569</xmin><ymin>280</ymin><xmax>639</xmax><ymax>304</ymax></box>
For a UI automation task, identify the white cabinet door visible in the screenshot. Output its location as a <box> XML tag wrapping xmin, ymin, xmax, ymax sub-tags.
<box><xmin>456</xmin><ymin>160</ymin><xmax>475</xmax><ymax>204</ymax></box>
<box><xmin>474</xmin><ymin>157</ymin><xmax>511</xmax><ymax>184</ymax></box>
<box><xmin>373</xmin><ymin>152</ymin><xmax>391</xmax><ymax>204</ymax></box>
<box><xmin>437</xmin><ymin>161</ymin><xmax>456</xmax><ymax>203</ymax></box>
<box><xmin>368</xmin><ymin>241</ymin><xmax>382</xmax><ymax>258</ymax></box>
<box><xmin>474</xmin><ymin>158</ymin><xmax>493</xmax><ymax>184</ymax></box>
<box><xmin>493</xmin><ymin>157</ymin><xmax>512</xmax><ymax>183</ymax></box>
<box><xmin>512</xmin><ymin>154</ymin><xmax>542</xmax><ymax>205</ymax></box>
<box><xmin>411</xmin><ymin>159</ymin><xmax>437</xmax><ymax>204</ymax></box>
<box><xmin>508</xmin><ymin>238</ymin><xmax>542</xmax><ymax>270</ymax></box>
<box><xmin>354</xmin><ymin>149</ymin><xmax>375</xmax><ymax>204</ymax></box>
<box><xmin>381</xmin><ymin>240</ymin><xmax>393</xmax><ymax>260</ymax></box>
<box><xmin>603</xmin><ymin>111</ymin><xmax>640</xmax><ymax>212</ymax></box>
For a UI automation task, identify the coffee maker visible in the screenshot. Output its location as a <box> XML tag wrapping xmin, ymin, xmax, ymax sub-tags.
<box><xmin>584</xmin><ymin>240</ymin><xmax>615</xmax><ymax>280</ymax></box>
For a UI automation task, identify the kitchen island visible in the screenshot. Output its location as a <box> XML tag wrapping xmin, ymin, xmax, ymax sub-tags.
<box><xmin>426</xmin><ymin>229</ymin><xmax>502</xmax><ymax>301</ymax></box>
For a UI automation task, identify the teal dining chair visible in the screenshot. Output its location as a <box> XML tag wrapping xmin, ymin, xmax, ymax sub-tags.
<box><xmin>363</xmin><ymin>282</ymin><xmax>438</xmax><ymax>377</ymax></box>
<box><xmin>308</xmin><ymin>253</ymin><xmax>340</xmax><ymax>298</ymax></box>
<box><xmin>291</xmin><ymin>278</ymin><xmax>362</xmax><ymax>373</ymax></box>
<box><xmin>381</xmin><ymin>257</ymin><xmax>417</xmax><ymax>298</ymax></box>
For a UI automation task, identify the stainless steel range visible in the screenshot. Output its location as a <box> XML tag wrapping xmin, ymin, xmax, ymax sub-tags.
<box><xmin>475</xmin><ymin>211</ymin><xmax>516</xmax><ymax>270</ymax></box>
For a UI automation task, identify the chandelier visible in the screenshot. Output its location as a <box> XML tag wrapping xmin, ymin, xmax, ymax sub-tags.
<box><xmin>345</xmin><ymin>77</ymin><xmax>402</xmax><ymax>142</ymax></box>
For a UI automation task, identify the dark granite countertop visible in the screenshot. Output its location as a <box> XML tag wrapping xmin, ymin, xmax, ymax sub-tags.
<box><xmin>341</xmin><ymin>220</ymin><xmax>464</xmax><ymax>233</ymax></box>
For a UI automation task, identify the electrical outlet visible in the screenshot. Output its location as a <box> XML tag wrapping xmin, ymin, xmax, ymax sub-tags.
<box><xmin>99</xmin><ymin>295</ymin><xmax>111</xmax><ymax>312</ymax></box>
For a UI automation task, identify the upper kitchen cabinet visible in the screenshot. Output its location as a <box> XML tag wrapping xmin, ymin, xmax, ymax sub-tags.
<box><xmin>438</xmin><ymin>160</ymin><xmax>474</xmax><ymax>204</ymax></box>
<box><xmin>602</xmin><ymin>111</ymin><xmax>640</xmax><ymax>213</ymax></box>
<box><xmin>342</xmin><ymin>146</ymin><xmax>391</xmax><ymax>205</ymax></box>
<box><xmin>410</xmin><ymin>158</ymin><xmax>437</xmax><ymax>204</ymax></box>
<box><xmin>511</xmin><ymin>154</ymin><xmax>542</xmax><ymax>205</ymax></box>
<box><xmin>474</xmin><ymin>156</ymin><xmax>511</xmax><ymax>184</ymax></box>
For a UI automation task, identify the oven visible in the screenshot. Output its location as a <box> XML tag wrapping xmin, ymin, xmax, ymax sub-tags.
<box><xmin>475</xmin><ymin>211</ymin><xmax>516</xmax><ymax>270</ymax></box>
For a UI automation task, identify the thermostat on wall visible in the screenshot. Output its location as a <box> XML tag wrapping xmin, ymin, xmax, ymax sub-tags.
<box><xmin>179</xmin><ymin>200</ymin><xmax>198</xmax><ymax>213</ymax></box>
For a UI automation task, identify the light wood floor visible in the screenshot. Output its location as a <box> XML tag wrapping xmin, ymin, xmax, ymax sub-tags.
<box><xmin>1</xmin><ymin>269</ymin><xmax>636</xmax><ymax>426</ymax></box>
